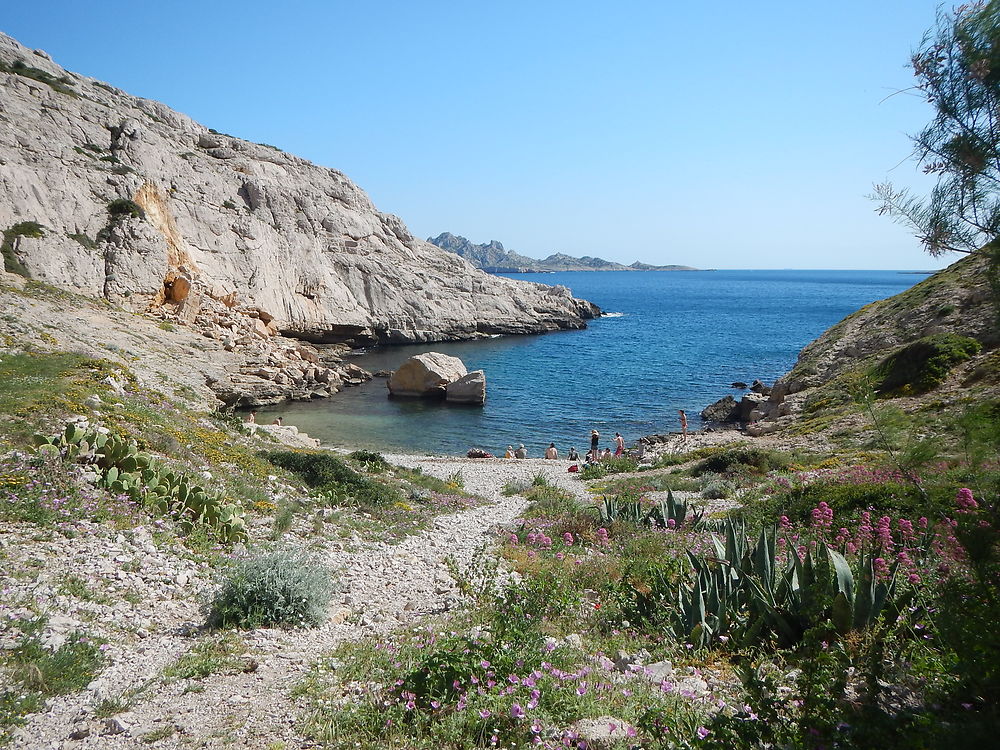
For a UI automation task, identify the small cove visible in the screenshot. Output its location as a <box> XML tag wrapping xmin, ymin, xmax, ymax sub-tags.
<box><xmin>256</xmin><ymin>269</ymin><xmax>923</xmax><ymax>456</ymax></box>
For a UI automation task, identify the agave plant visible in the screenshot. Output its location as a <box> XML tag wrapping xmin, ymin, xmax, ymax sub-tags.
<box><xmin>600</xmin><ymin>489</ymin><xmax>705</xmax><ymax>530</ymax></box>
<box><xmin>648</xmin><ymin>489</ymin><xmax>706</xmax><ymax>530</ymax></box>
<box><xmin>668</xmin><ymin>518</ymin><xmax>915</xmax><ymax>649</ymax></box>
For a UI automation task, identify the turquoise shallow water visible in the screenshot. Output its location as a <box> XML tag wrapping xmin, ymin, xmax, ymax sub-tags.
<box><xmin>256</xmin><ymin>270</ymin><xmax>923</xmax><ymax>456</ymax></box>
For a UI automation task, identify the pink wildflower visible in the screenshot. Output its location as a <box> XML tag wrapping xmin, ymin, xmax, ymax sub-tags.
<box><xmin>956</xmin><ymin>488</ymin><xmax>978</xmax><ymax>512</ymax></box>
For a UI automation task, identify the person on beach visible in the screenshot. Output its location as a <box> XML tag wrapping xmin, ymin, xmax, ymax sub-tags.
<box><xmin>614</xmin><ymin>432</ymin><xmax>625</xmax><ymax>456</ymax></box>
<box><xmin>504</xmin><ymin>445</ymin><xmax>515</xmax><ymax>458</ymax></box>
<box><xmin>246</xmin><ymin>410</ymin><xmax>257</xmax><ymax>424</ymax></box>
<box><xmin>272</xmin><ymin>416</ymin><xmax>283</xmax><ymax>426</ymax></box>
<box><xmin>600</xmin><ymin>448</ymin><xmax>612</xmax><ymax>461</ymax></box>
<box><xmin>514</xmin><ymin>444</ymin><xmax>528</xmax><ymax>459</ymax></box>
<box><xmin>678</xmin><ymin>410</ymin><xmax>688</xmax><ymax>439</ymax></box>
<box><xmin>590</xmin><ymin>429</ymin><xmax>600</xmax><ymax>455</ymax></box>
<box><xmin>567</xmin><ymin>447</ymin><xmax>579</xmax><ymax>461</ymax></box>
<box><xmin>545</xmin><ymin>443</ymin><xmax>558</xmax><ymax>459</ymax></box>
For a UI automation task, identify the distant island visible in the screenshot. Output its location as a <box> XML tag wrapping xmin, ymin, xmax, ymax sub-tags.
<box><xmin>428</xmin><ymin>232</ymin><xmax>698</xmax><ymax>273</ymax></box>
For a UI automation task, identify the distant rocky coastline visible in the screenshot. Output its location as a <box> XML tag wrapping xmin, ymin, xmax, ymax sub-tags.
<box><xmin>428</xmin><ymin>232</ymin><xmax>698</xmax><ymax>273</ymax></box>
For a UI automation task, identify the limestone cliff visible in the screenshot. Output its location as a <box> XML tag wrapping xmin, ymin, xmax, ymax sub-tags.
<box><xmin>0</xmin><ymin>34</ymin><xmax>599</xmax><ymax>346</ymax></box>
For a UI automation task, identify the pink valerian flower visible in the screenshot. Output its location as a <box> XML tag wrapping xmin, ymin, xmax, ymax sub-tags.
<box><xmin>857</xmin><ymin>511</ymin><xmax>873</xmax><ymax>546</ymax></box>
<box><xmin>779</xmin><ymin>515</ymin><xmax>791</xmax><ymax>529</ymax></box>
<box><xmin>697</xmin><ymin>726</ymin><xmax>711</xmax><ymax>739</ymax></box>
<box><xmin>563</xmin><ymin>532</ymin><xmax>574</xmax><ymax>545</ymax></box>
<box><xmin>666</xmin><ymin>518</ymin><xmax>677</xmax><ymax>529</ymax></box>
<box><xmin>508</xmin><ymin>533</ymin><xmax>519</xmax><ymax>545</ymax></box>
<box><xmin>897</xmin><ymin>518</ymin><xmax>915</xmax><ymax>542</ymax></box>
<box><xmin>595</xmin><ymin>527</ymin><xmax>610</xmax><ymax>546</ymax></box>
<box><xmin>877</xmin><ymin>515</ymin><xmax>895</xmax><ymax>552</ymax></box>
<box><xmin>956</xmin><ymin>488</ymin><xmax>978</xmax><ymax>512</ymax></box>
<box><xmin>811</xmin><ymin>501</ymin><xmax>834</xmax><ymax>533</ymax></box>
<box><xmin>873</xmin><ymin>557</ymin><xmax>889</xmax><ymax>579</ymax></box>
<box><xmin>907</xmin><ymin>573</ymin><xmax>921</xmax><ymax>584</ymax></box>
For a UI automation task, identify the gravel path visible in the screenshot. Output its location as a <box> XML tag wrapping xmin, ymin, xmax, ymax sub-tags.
<box><xmin>9</xmin><ymin>456</ymin><xmax>594</xmax><ymax>749</ymax></box>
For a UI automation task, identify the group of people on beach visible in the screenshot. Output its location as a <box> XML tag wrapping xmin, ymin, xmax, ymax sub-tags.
<box><xmin>503</xmin><ymin>428</ymin><xmax>632</xmax><ymax>462</ymax></box>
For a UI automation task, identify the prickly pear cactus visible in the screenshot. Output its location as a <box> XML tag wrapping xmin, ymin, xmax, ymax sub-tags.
<box><xmin>33</xmin><ymin>422</ymin><xmax>247</xmax><ymax>542</ymax></box>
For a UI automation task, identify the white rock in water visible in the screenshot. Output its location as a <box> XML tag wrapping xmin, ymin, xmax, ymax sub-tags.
<box><xmin>445</xmin><ymin>369</ymin><xmax>486</xmax><ymax>404</ymax></box>
<box><xmin>388</xmin><ymin>353</ymin><xmax>467</xmax><ymax>398</ymax></box>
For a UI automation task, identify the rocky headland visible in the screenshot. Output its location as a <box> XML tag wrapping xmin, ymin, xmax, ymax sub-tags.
<box><xmin>688</xmin><ymin>251</ymin><xmax>999</xmax><ymax>443</ymax></box>
<box><xmin>428</xmin><ymin>232</ymin><xmax>698</xmax><ymax>273</ymax></box>
<box><xmin>0</xmin><ymin>33</ymin><xmax>599</xmax><ymax>408</ymax></box>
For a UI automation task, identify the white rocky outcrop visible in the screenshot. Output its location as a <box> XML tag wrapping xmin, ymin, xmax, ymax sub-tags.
<box><xmin>387</xmin><ymin>352</ymin><xmax>468</xmax><ymax>398</ymax></box>
<box><xmin>0</xmin><ymin>34</ymin><xmax>599</xmax><ymax>346</ymax></box>
<box><xmin>446</xmin><ymin>370</ymin><xmax>487</xmax><ymax>404</ymax></box>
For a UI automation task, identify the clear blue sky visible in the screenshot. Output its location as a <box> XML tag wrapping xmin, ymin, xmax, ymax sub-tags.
<box><xmin>3</xmin><ymin>1</ymin><xmax>949</xmax><ymax>269</ymax></box>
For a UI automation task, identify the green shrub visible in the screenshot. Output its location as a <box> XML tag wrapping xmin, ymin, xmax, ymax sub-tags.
<box><xmin>106</xmin><ymin>199</ymin><xmax>145</xmax><ymax>220</ymax></box>
<box><xmin>579</xmin><ymin>456</ymin><xmax>639</xmax><ymax>479</ymax></box>
<box><xmin>66</xmin><ymin>232</ymin><xmax>97</xmax><ymax>250</ymax></box>
<box><xmin>348</xmin><ymin>450</ymin><xmax>389</xmax><ymax>473</ymax></box>
<box><xmin>264</xmin><ymin>450</ymin><xmax>402</xmax><ymax>507</ymax></box>
<box><xmin>206</xmin><ymin>548</ymin><xmax>333</xmax><ymax>629</ymax></box>
<box><xmin>34</xmin><ymin>423</ymin><xmax>248</xmax><ymax>542</ymax></box>
<box><xmin>700</xmin><ymin>478</ymin><xmax>735</xmax><ymax>499</ymax></box>
<box><xmin>2</xmin><ymin>221</ymin><xmax>44</xmax><ymax>277</ymax></box>
<box><xmin>692</xmin><ymin>446</ymin><xmax>789</xmax><ymax>477</ymax></box>
<box><xmin>740</xmin><ymin>480</ymin><xmax>925</xmax><ymax>525</ymax></box>
<box><xmin>872</xmin><ymin>333</ymin><xmax>982</xmax><ymax>395</ymax></box>
<box><xmin>0</xmin><ymin>59</ymin><xmax>76</xmax><ymax>96</ymax></box>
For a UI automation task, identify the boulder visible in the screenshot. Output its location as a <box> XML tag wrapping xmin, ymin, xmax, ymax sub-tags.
<box><xmin>701</xmin><ymin>395</ymin><xmax>740</xmax><ymax>423</ymax></box>
<box><xmin>750</xmin><ymin>379</ymin><xmax>772</xmax><ymax>396</ymax></box>
<box><xmin>730</xmin><ymin>381</ymin><xmax>748</xmax><ymax>389</ymax></box>
<box><xmin>446</xmin><ymin>370</ymin><xmax>486</xmax><ymax>404</ymax></box>
<box><xmin>739</xmin><ymin>392</ymin><xmax>770</xmax><ymax>421</ymax></box>
<box><xmin>569</xmin><ymin>717</ymin><xmax>637</xmax><ymax>750</ymax></box>
<box><xmin>388</xmin><ymin>352</ymin><xmax>467</xmax><ymax>399</ymax></box>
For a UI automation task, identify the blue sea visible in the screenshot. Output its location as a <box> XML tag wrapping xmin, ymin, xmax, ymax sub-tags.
<box><xmin>257</xmin><ymin>270</ymin><xmax>924</xmax><ymax>456</ymax></box>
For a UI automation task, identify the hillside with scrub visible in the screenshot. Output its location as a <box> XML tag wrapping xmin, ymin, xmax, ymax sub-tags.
<box><xmin>2</xmin><ymin>242</ymin><xmax>1000</xmax><ymax>749</ymax></box>
<box><xmin>4</xmin><ymin>2</ymin><xmax>1000</xmax><ymax>747</ymax></box>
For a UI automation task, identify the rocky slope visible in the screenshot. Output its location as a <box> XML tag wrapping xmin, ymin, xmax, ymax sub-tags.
<box><xmin>428</xmin><ymin>232</ymin><xmax>697</xmax><ymax>273</ymax></box>
<box><xmin>719</xmin><ymin>252</ymin><xmax>1000</xmax><ymax>436</ymax></box>
<box><xmin>0</xmin><ymin>34</ymin><xmax>599</xmax><ymax>348</ymax></box>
